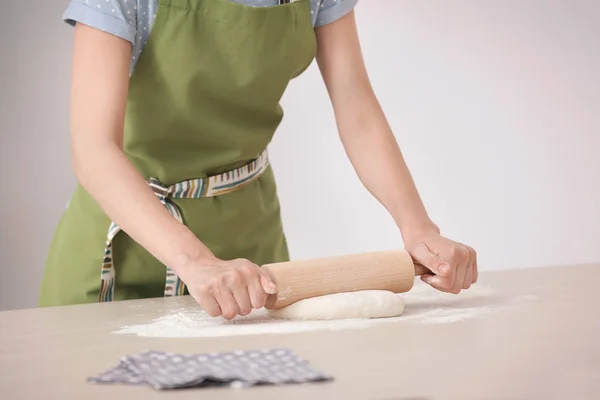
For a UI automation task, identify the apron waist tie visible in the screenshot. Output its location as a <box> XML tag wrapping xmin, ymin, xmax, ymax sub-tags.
<box><xmin>99</xmin><ymin>150</ymin><xmax>270</xmax><ymax>302</ymax></box>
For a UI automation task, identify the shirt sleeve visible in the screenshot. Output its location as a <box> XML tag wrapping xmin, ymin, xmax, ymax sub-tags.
<box><xmin>314</xmin><ymin>0</ymin><xmax>359</xmax><ymax>28</ymax></box>
<box><xmin>62</xmin><ymin>0</ymin><xmax>138</xmax><ymax>45</ymax></box>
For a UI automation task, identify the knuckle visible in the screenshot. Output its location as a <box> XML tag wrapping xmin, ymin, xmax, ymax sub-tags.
<box><xmin>449</xmin><ymin>245</ymin><xmax>468</xmax><ymax>261</ymax></box>
<box><xmin>240</xmin><ymin>262</ymin><xmax>258</xmax><ymax>276</ymax></box>
<box><xmin>194</xmin><ymin>284</ymin><xmax>210</xmax><ymax>294</ymax></box>
<box><xmin>205</xmin><ymin>282</ymin><xmax>218</xmax><ymax>293</ymax></box>
<box><xmin>448</xmin><ymin>246</ymin><xmax>458</xmax><ymax>258</ymax></box>
<box><xmin>209</xmin><ymin>276</ymin><xmax>227</xmax><ymax>291</ymax></box>
<box><xmin>227</xmin><ymin>270</ymin><xmax>243</xmax><ymax>285</ymax></box>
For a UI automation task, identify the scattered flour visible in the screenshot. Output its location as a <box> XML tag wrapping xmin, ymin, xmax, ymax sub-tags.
<box><xmin>114</xmin><ymin>283</ymin><xmax>537</xmax><ymax>338</ymax></box>
<box><xmin>116</xmin><ymin>309</ymin><xmax>403</xmax><ymax>338</ymax></box>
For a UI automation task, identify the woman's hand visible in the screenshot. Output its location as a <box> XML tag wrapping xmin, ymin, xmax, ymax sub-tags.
<box><xmin>177</xmin><ymin>257</ymin><xmax>278</xmax><ymax>320</ymax></box>
<box><xmin>405</xmin><ymin>230</ymin><xmax>478</xmax><ymax>294</ymax></box>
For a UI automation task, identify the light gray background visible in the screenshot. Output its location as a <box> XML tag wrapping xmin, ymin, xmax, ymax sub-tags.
<box><xmin>1</xmin><ymin>0</ymin><xmax>599</xmax><ymax>311</ymax></box>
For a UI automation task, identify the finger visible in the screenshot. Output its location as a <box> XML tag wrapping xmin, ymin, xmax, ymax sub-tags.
<box><xmin>463</xmin><ymin>247</ymin><xmax>476</xmax><ymax>289</ymax></box>
<box><xmin>247</xmin><ymin>272</ymin><xmax>267</xmax><ymax>309</ymax></box>
<box><xmin>214</xmin><ymin>290</ymin><xmax>239</xmax><ymax>320</ymax></box>
<box><xmin>236</xmin><ymin>261</ymin><xmax>268</xmax><ymax>308</ymax></box>
<box><xmin>420</xmin><ymin>274</ymin><xmax>454</xmax><ymax>294</ymax></box>
<box><xmin>472</xmin><ymin>248</ymin><xmax>479</xmax><ymax>283</ymax></box>
<box><xmin>409</xmin><ymin>242</ymin><xmax>452</xmax><ymax>277</ymax></box>
<box><xmin>197</xmin><ymin>293</ymin><xmax>221</xmax><ymax>317</ymax></box>
<box><xmin>454</xmin><ymin>265</ymin><xmax>466</xmax><ymax>293</ymax></box>
<box><xmin>258</xmin><ymin>268</ymin><xmax>278</xmax><ymax>294</ymax></box>
<box><xmin>451</xmin><ymin>247</ymin><xmax>469</xmax><ymax>294</ymax></box>
<box><xmin>462</xmin><ymin>262</ymin><xmax>473</xmax><ymax>290</ymax></box>
<box><xmin>231</xmin><ymin>285</ymin><xmax>253</xmax><ymax>316</ymax></box>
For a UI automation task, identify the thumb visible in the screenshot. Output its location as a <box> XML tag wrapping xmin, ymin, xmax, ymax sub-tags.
<box><xmin>409</xmin><ymin>242</ymin><xmax>451</xmax><ymax>277</ymax></box>
<box><xmin>258</xmin><ymin>268</ymin><xmax>278</xmax><ymax>294</ymax></box>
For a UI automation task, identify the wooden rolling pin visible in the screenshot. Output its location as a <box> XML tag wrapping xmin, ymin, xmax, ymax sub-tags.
<box><xmin>262</xmin><ymin>249</ymin><xmax>428</xmax><ymax>310</ymax></box>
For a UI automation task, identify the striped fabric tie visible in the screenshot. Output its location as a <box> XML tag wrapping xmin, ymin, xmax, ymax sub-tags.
<box><xmin>99</xmin><ymin>150</ymin><xmax>270</xmax><ymax>302</ymax></box>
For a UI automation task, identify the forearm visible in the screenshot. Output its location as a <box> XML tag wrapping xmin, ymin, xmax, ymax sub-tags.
<box><xmin>68</xmin><ymin>24</ymin><xmax>214</xmax><ymax>273</ymax></box>
<box><xmin>336</xmin><ymin>90</ymin><xmax>439</xmax><ymax>239</ymax></box>
<box><xmin>315</xmin><ymin>12</ymin><xmax>437</xmax><ymax>240</ymax></box>
<box><xmin>72</xmin><ymin>141</ymin><xmax>214</xmax><ymax>271</ymax></box>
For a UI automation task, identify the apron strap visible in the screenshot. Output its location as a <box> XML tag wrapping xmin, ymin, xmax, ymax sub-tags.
<box><xmin>99</xmin><ymin>150</ymin><xmax>270</xmax><ymax>302</ymax></box>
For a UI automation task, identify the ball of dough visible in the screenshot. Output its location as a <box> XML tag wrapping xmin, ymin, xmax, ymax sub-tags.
<box><xmin>266</xmin><ymin>290</ymin><xmax>405</xmax><ymax>320</ymax></box>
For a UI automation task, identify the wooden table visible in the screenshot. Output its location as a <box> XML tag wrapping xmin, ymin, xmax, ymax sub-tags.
<box><xmin>1</xmin><ymin>264</ymin><xmax>598</xmax><ymax>399</ymax></box>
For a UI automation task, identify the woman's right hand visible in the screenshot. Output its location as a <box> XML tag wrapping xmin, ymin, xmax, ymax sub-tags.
<box><xmin>68</xmin><ymin>23</ymin><xmax>276</xmax><ymax>317</ymax></box>
<box><xmin>177</xmin><ymin>257</ymin><xmax>278</xmax><ymax>320</ymax></box>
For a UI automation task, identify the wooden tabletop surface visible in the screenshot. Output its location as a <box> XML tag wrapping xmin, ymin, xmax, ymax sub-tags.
<box><xmin>1</xmin><ymin>263</ymin><xmax>598</xmax><ymax>400</ymax></box>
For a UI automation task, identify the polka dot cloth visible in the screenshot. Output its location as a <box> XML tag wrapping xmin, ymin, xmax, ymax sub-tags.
<box><xmin>88</xmin><ymin>348</ymin><xmax>332</xmax><ymax>389</ymax></box>
<box><xmin>63</xmin><ymin>0</ymin><xmax>359</xmax><ymax>76</ymax></box>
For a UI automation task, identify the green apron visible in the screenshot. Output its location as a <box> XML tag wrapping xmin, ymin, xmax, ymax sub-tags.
<box><xmin>38</xmin><ymin>0</ymin><xmax>316</xmax><ymax>306</ymax></box>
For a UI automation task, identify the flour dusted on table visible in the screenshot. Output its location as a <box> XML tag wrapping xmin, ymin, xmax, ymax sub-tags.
<box><xmin>115</xmin><ymin>308</ymin><xmax>397</xmax><ymax>338</ymax></box>
<box><xmin>114</xmin><ymin>283</ymin><xmax>537</xmax><ymax>338</ymax></box>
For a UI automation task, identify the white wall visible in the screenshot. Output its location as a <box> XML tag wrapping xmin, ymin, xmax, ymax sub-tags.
<box><xmin>1</xmin><ymin>0</ymin><xmax>599</xmax><ymax>311</ymax></box>
<box><xmin>1</xmin><ymin>1</ymin><xmax>75</xmax><ymax>311</ymax></box>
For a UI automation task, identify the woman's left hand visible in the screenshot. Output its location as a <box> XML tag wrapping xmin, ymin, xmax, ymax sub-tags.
<box><xmin>313</xmin><ymin>11</ymin><xmax>478</xmax><ymax>294</ymax></box>
<box><xmin>404</xmin><ymin>230</ymin><xmax>478</xmax><ymax>294</ymax></box>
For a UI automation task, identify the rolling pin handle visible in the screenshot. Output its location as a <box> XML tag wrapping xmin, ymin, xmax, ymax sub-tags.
<box><xmin>262</xmin><ymin>250</ymin><xmax>423</xmax><ymax>310</ymax></box>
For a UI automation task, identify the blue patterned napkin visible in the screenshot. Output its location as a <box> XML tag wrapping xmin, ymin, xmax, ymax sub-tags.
<box><xmin>89</xmin><ymin>348</ymin><xmax>332</xmax><ymax>390</ymax></box>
